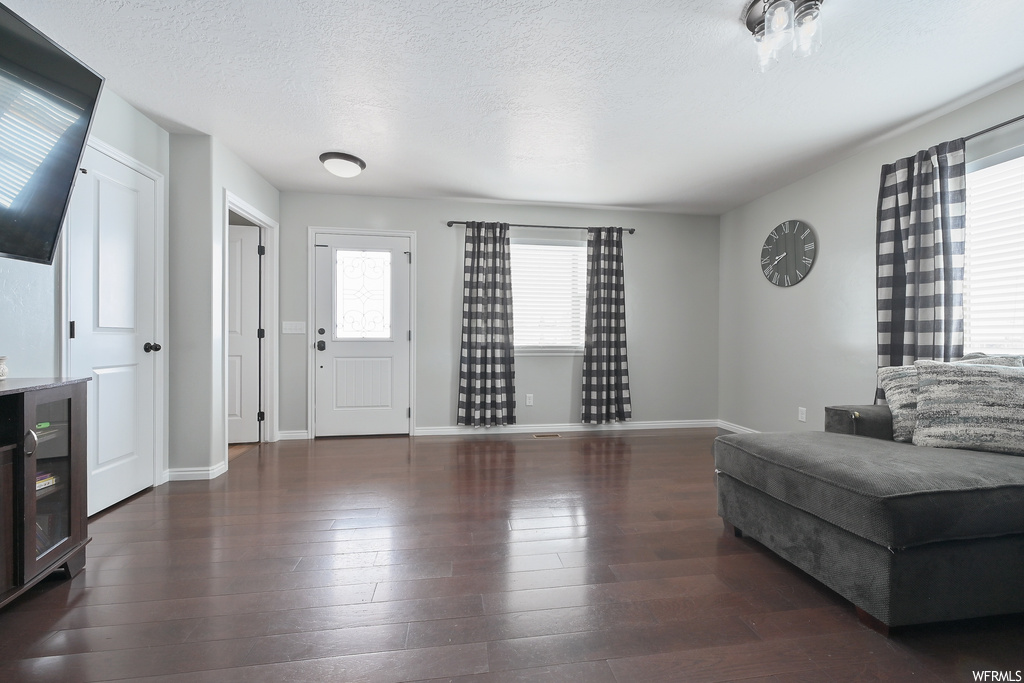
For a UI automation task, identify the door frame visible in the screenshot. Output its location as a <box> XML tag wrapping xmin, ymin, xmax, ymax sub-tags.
<box><xmin>306</xmin><ymin>227</ymin><xmax>417</xmax><ymax>438</ymax></box>
<box><xmin>223</xmin><ymin>191</ymin><xmax>280</xmax><ymax>445</ymax></box>
<box><xmin>57</xmin><ymin>137</ymin><xmax>169</xmax><ymax>485</ymax></box>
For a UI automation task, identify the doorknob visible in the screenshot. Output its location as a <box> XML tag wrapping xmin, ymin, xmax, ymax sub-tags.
<box><xmin>144</xmin><ymin>342</ymin><xmax>162</xmax><ymax>353</ymax></box>
<box><xmin>316</xmin><ymin>340</ymin><xmax>326</xmax><ymax>351</ymax></box>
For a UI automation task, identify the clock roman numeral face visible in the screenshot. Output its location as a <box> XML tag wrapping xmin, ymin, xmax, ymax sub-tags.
<box><xmin>760</xmin><ymin>220</ymin><xmax>817</xmax><ymax>287</ymax></box>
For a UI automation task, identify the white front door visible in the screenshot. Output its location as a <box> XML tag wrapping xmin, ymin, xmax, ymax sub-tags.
<box><xmin>314</xmin><ymin>233</ymin><xmax>411</xmax><ymax>436</ymax></box>
<box><xmin>227</xmin><ymin>224</ymin><xmax>261</xmax><ymax>444</ymax></box>
<box><xmin>67</xmin><ymin>146</ymin><xmax>158</xmax><ymax>515</ymax></box>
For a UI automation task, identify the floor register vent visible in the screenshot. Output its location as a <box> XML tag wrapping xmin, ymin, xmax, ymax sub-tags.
<box><xmin>532</xmin><ymin>433</ymin><xmax>562</xmax><ymax>439</ymax></box>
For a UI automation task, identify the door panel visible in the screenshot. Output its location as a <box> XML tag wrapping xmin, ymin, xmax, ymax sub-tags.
<box><xmin>67</xmin><ymin>146</ymin><xmax>157</xmax><ymax>515</ymax></box>
<box><xmin>227</xmin><ymin>224</ymin><xmax>260</xmax><ymax>443</ymax></box>
<box><xmin>314</xmin><ymin>233</ymin><xmax>411</xmax><ymax>436</ymax></box>
<box><xmin>96</xmin><ymin>181</ymin><xmax>137</xmax><ymax>329</ymax></box>
<box><xmin>94</xmin><ymin>366</ymin><xmax>137</xmax><ymax>467</ymax></box>
<box><xmin>227</xmin><ymin>355</ymin><xmax>243</xmax><ymax>422</ymax></box>
<box><xmin>332</xmin><ymin>357</ymin><xmax>392</xmax><ymax>408</ymax></box>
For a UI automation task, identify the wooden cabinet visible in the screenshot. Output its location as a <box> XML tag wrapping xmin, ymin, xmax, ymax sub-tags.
<box><xmin>0</xmin><ymin>378</ymin><xmax>89</xmax><ymax>609</ymax></box>
<box><xmin>0</xmin><ymin>444</ymin><xmax>14</xmax><ymax>595</ymax></box>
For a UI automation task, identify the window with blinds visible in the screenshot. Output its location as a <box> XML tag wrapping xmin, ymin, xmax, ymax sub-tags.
<box><xmin>964</xmin><ymin>153</ymin><xmax>1024</xmax><ymax>354</ymax></box>
<box><xmin>509</xmin><ymin>240</ymin><xmax>587</xmax><ymax>351</ymax></box>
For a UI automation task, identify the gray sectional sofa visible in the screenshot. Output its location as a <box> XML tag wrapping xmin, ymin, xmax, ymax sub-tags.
<box><xmin>714</xmin><ymin>403</ymin><xmax>1024</xmax><ymax>633</ymax></box>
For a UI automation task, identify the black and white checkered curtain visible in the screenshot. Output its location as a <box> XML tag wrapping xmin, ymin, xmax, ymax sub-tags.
<box><xmin>582</xmin><ymin>227</ymin><xmax>632</xmax><ymax>424</ymax></box>
<box><xmin>876</xmin><ymin>139</ymin><xmax>966</xmax><ymax>396</ymax></box>
<box><xmin>457</xmin><ymin>222</ymin><xmax>516</xmax><ymax>426</ymax></box>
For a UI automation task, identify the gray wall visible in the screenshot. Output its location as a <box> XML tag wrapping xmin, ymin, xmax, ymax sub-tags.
<box><xmin>718</xmin><ymin>78</ymin><xmax>1024</xmax><ymax>433</ymax></box>
<box><xmin>279</xmin><ymin>194</ymin><xmax>720</xmax><ymax>432</ymax></box>
<box><xmin>0</xmin><ymin>90</ymin><xmax>168</xmax><ymax>380</ymax></box>
<box><xmin>168</xmin><ymin>135</ymin><xmax>279</xmax><ymax>471</ymax></box>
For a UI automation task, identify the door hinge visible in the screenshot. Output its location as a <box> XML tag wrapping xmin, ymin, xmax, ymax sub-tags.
<box><xmin>257</xmin><ymin>411</ymin><xmax>265</xmax><ymax>422</ymax></box>
<box><xmin>407</xmin><ymin>407</ymin><xmax>411</xmax><ymax>418</ymax></box>
<box><xmin>257</xmin><ymin>328</ymin><xmax>265</xmax><ymax>338</ymax></box>
<box><xmin>405</xmin><ymin>251</ymin><xmax>412</xmax><ymax>263</ymax></box>
<box><xmin>257</xmin><ymin>245</ymin><xmax>266</xmax><ymax>256</ymax></box>
<box><xmin>69</xmin><ymin>320</ymin><xmax>76</xmax><ymax>339</ymax></box>
<box><xmin>407</xmin><ymin>330</ymin><xmax>412</xmax><ymax>341</ymax></box>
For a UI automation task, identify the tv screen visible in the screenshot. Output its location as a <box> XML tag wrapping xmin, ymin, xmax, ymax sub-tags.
<box><xmin>0</xmin><ymin>3</ymin><xmax>103</xmax><ymax>265</ymax></box>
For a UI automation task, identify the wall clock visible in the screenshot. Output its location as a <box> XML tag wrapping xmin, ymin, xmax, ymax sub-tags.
<box><xmin>760</xmin><ymin>220</ymin><xmax>817</xmax><ymax>287</ymax></box>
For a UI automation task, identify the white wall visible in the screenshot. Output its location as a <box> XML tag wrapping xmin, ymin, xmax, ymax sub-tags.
<box><xmin>168</xmin><ymin>135</ymin><xmax>279</xmax><ymax>473</ymax></box>
<box><xmin>91</xmin><ymin>90</ymin><xmax>171</xmax><ymax>178</ymax></box>
<box><xmin>0</xmin><ymin>89</ymin><xmax>168</xmax><ymax>380</ymax></box>
<box><xmin>718</xmin><ymin>78</ymin><xmax>1024</xmax><ymax>433</ymax></box>
<box><xmin>280</xmin><ymin>193</ymin><xmax>720</xmax><ymax>433</ymax></box>
<box><xmin>0</xmin><ymin>259</ymin><xmax>57</xmax><ymax>377</ymax></box>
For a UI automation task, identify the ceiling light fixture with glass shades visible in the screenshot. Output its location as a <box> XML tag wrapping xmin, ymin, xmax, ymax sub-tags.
<box><xmin>743</xmin><ymin>0</ymin><xmax>824</xmax><ymax>72</ymax></box>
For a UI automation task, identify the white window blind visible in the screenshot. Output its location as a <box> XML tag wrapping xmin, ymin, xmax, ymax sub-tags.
<box><xmin>0</xmin><ymin>72</ymin><xmax>80</xmax><ymax>209</ymax></box>
<box><xmin>509</xmin><ymin>241</ymin><xmax>587</xmax><ymax>350</ymax></box>
<box><xmin>964</xmin><ymin>153</ymin><xmax>1024</xmax><ymax>354</ymax></box>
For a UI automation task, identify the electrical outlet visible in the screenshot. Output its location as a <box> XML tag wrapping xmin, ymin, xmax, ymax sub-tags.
<box><xmin>526</xmin><ymin>394</ymin><xmax>534</xmax><ymax>406</ymax></box>
<box><xmin>798</xmin><ymin>407</ymin><xmax>807</xmax><ymax>422</ymax></box>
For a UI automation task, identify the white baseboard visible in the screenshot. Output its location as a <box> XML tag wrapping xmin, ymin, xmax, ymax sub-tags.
<box><xmin>413</xmin><ymin>419</ymin><xmax>724</xmax><ymax>437</ymax></box>
<box><xmin>167</xmin><ymin>460</ymin><xmax>229</xmax><ymax>481</ymax></box>
<box><xmin>274</xmin><ymin>421</ymin><xmax>754</xmax><ymax>440</ymax></box>
<box><xmin>717</xmin><ymin>420</ymin><xmax>758</xmax><ymax>434</ymax></box>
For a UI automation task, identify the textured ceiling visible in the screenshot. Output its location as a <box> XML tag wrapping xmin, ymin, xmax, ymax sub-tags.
<box><xmin>8</xmin><ymin>0</ymin><xmax>1024</xmax><ymax>214</ymax></box>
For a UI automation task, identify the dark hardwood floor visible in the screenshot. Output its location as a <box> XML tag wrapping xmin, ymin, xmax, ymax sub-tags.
<box><xmin>0</xmin><ymin>429</ymin><xmax>1021</xmax><ymax>681</ymax></box>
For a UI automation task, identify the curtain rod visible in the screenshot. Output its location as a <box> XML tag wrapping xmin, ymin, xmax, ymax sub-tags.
<box><xmin>964</xmin><ymin>112</ymin><xmax>1024</xmax><ymax>142</ymax></box>
<box><xmin>446</xmin><ymin>220</ymin><xmax>635</xmax><ymax>234</ymax></box>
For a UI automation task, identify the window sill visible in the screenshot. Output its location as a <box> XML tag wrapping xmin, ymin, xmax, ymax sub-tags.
<box><xmin>515</xmin><ymin>346</ymin><xmax>584</xmax><ymax>357</ymax></box>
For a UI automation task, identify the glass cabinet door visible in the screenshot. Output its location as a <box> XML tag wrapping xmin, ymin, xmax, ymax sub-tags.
<box><xmin>30</xmin><ymin>397</ymin><xmax>72</xmax><ymax>561</ymax></box>
<box><xmin>21</xmin><ymin>381</ymin><xmax>85</xmax><ymax>580</ymax></box>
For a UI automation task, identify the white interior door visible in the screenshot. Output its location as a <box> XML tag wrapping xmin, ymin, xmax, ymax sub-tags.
<box><xmin>314</xmin><ymin>233</ymin><xmax>411</xmax><ymax>436</ymax></box>
<box><xmin>67</xmin><ymin>146</ymin><xmax>157</xmax><ymax>515</ymax></box>
<box><xmin>227</xmin><ymin>224</ymin><xmax>261</xmax><ymax>444</ymax></box>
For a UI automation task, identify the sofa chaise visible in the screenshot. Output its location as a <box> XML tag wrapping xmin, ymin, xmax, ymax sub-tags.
<box><xmin>714</xmin><ymin>368</ymin><xmax>1024</xmax><ymax>633</ymax></box>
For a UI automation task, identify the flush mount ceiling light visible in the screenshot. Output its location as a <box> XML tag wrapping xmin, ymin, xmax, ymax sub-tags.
<box><xmin>319</xmin><ymin>152</ymin><xmax>366</xmax><ymax>178</ymax></box>
<box><xmin>743</xmin><ymin>0</ymin><xmax>823</xmax><ymax>72</ymax></box>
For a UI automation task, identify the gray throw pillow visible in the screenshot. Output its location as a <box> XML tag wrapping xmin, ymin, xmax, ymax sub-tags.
<box><xmin>877</xmin><ymin>365</ymin><xmax>919</xmax><ymax>442</ymax></box>
<box><xmin>913</xmin><ymin>360</ymin><xmax>1024</xmax><ymax>456</ymax></box>
<box><xmin>958</xmin><ymin>356</ymin><xmax>1024</xmax><ymax>366</ymax></box>
<box><xmin>877</xmin><ymin>355</ymin><xmax>1024</xmax><ymax>442</ymax></box>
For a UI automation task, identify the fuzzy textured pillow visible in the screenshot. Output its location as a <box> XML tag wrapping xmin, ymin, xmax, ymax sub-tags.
<box><xmin>877</xmin><ymin>355</ymin><xmax>1024</xmax><ymax>442</ymax></box>
<box><xmin>913</xmin><ymin>360</ymin><xmax>1024</xmax><ymax>456</ymax></box>
<box><xmin>877</xmin><ymin>365</ymin><xmax>919</xmax><ymax>442</ymax></box>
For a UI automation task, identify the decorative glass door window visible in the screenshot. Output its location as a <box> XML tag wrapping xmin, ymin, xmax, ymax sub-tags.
<box><xmin>335</xmin><ymin>249</ymin><xmax>392</xmax><ymax>339</ymax></box>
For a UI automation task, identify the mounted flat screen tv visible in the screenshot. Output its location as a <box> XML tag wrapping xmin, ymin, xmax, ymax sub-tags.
<box><xmin>0</xmin><ymin>3</ymin><xmax>103</xmax><ymax>265</ymax></box>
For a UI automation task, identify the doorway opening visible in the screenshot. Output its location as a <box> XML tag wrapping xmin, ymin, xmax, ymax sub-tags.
<box><xmin>223</xmin><ymin>193</ymin><xmax>279</xmax><ymax>456</ymax></box>
<box><xmin>227</xmin><ymin>211</ymin><xmax>263</xmax><ymax>445</ymax></box>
